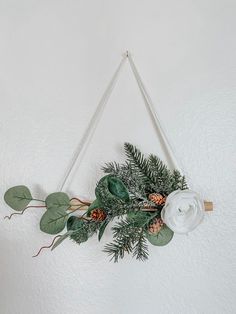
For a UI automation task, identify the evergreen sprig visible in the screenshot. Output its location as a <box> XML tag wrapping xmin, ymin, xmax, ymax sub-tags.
<box><xmin>103</xmin><ymin>213</ymin><xmax>154</xmax><ymax>262</ymax></box>
<box><xmin>103</xmin><ymin>223</ymin><xmax>149</xmax><ymax>263</ymax></box>
<box><xmin>103</xmin><ymin>142</ymin><xmax>188</xmax><ymax>197</ymax></box>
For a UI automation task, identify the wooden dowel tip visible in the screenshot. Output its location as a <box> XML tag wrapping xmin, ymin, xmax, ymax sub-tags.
<box><xmin>204</xmin><ymin>201</ymin><xmax>213</xmax><ymax>211</ymax></box>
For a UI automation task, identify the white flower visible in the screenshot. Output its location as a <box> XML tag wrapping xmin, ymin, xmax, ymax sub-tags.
<box><xmin>161</xmin><ymin>190</ymin><xmax>204</xmax><ymax>234</ymax></box>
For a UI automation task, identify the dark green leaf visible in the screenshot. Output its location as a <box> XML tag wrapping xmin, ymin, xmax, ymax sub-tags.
<box><xmin>146</xmin><ymin>225</ymin><xmax>174</xmax><ymax>246</ymax></box>
<box><xmin>40</xmin><ymin>208</ymin><xmax>68</xmax><ymax>234</ymax></box>
<box><xmin>67</xmin><ymin>216</ymin><xmax>89</xmax><ymax>243</ymax></box>
<box><xmin>70</xmin><ymin>229</ymin><xmax>88</xmax><ymax>243</ymax></box>
<box><xmin>67</xmin><ymin>215</ymin><xmax>84</xmax><ymax>231</ymax></box>
<box><xmin>45</xmin><ymin>192</ymin><xmax>70</xmax><ymax>211</ymax></box>
<box><xmin>51</xmin><ymin>231</ymin><xmax>74</xmax><ymax>250</ymax></box>
<box><xmin>4</xmin><ymin>185</ymin><xmax>32</xmax><ymax>211</ymax></box>
<box><xmin>98</xmin><ymin>220</ymin><xmax>109</xmax><ymax>241</ymax></box>
<box><xmin>95</xmin><ymin>175</ymin><xmax>130</xmax><ymax>208</ymax></box>
<box><xmin>107</xmin><ymin>176</ymin><xmax>130</xmax><ymax>202</ymax></box>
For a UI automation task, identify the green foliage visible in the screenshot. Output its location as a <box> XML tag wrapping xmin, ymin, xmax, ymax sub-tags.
<box><xmin>101</xmin><ymin>140</ymin><xmax>187</xmax><ymax>261</ymax></box>
<box><xmin>93</xmin><ymin>175</ymin><xmax>132</xmax><ymax>221</ymax></box>
<box><xmin>67</xmin><ymin>216</ymin><xmax>84</xmax><ymax>231</ymax></box>
<box><xmin>133</xmin><ymin>233</ymin><xmax>149</xmax><ymax>261</ymax></box>
<box><xmin>45</xmin><ymin>192</ymin><xmax>70</xmax><ymax>211</ymax></box>
<box><xmin>95</xmin><ymin>175</ymin><xmax>130</xmax><ymax>209</ymax></box>
<box><xmin>67</xmin><ymin>216</ymin><xmax>101</xmax><ymax>244</ymax></box>
<box><xmin>4</xmin><ymin>185</ymin><xmax>32</xmax><ymax>211</ymax></box>
<box><xmin>98</xmin><ymin>220</ymin><xmax>109</xmax><ymax>241</ymax></box>
<box><xmin>103</xmin><ymin>214</ymin><xmax>153</xmax><ymax>262</ymax></box>
<box><xmin>146</xmin><ymin>225</ymin><xmax>174</xmax><ymax>246</ymax></box>
<box><xmin>107</xmin><ymin>176</ymin><xmax>130</xmax><ymax>202</ymax></box>
<box><xmin>51</xmin><ymin>231</ymin><xmax>74</xmax><ymax>250</ymax></box>
<box><xmin>67</xmin><ymin>216</ymin><xmax>88</xmax><ymax>243</ymax></box>
<box><xmin>39</xmin><ymin>192</ymin><xmax>70</xmax><ymax>235</ymax></box>
<box><xmin>70</xmin><ymin>225</ymin><xmax>89</xmax><ymax>243</ymax></box>
<box><xmin>4</xmin><ymin>143</ymin><xmax>187</xmax><ymax>262</ymax></box>
<box><xmin>103</xmin><ymin>143</ymin><xmax>188</xmax><ymax>197</ymax></box>
<box><xmin>40</xmin><ymin>208</ymin><xmax>68</xmax><ymax>234</ymax></box>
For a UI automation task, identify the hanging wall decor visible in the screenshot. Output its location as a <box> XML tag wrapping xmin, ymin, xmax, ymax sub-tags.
<box><xmin>4</xmin><ymin>52</ymin><xmax>213</xmax><ymax>262</ymax></box>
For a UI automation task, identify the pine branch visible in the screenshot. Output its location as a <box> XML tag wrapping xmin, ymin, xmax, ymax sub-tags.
<box><xmin>104</xmin><ymin>214</ymin><xmax>152</xmax><ymax>262</ymax></box>
<box><xmin>103</xmin><ymin>161</ymin><xmax>147</xmax><ymax>199</ymax></box>
<box><xmin>124</xmin><ymin>143</ymin><xmax>156</xmax><ymax>186</ymax></box>
<box><xmin>102</xmin><ymin>162</ymin><xmax>121</xmax><ymax>175</ymax></box>
<box><xmin>132</xmin><ymin>233</ymin><xmax>149</xmax><ymax>261</ymax></box>
<box><xmin>180</xmin><ymin>176</ymin><xmax>188</xmax><ymax>190</ymax></box>
<box><xmin>70</xmin><ymin>220</ymin><xmax>101</xmax><ymax>244</ymax></box>
<box><xmin>148</xmin><ymin>154</ymin><xmax>172</xmax><ymax>193</ymax></box>
<box><xmin>169</xmin><ymin>170</ymin><xmax>188</xmax><ymax>192</ymax></box>
<box><xmin>103</xmin><ymin>238</ymin><xmax>133</xmax><ymax>263</ymax></box>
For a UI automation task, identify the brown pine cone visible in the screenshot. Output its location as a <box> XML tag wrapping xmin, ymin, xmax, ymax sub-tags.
<box><xmin>148</xmin><ymin>193</ymin><xmax>166</xmax><ymax>205</ymax></box>
<box><xmin>91</xmin><ymin>208</ymin><xmax>106</xmax><ymax>221</ymax></box>
<box><xmin>148</xmin><ymin>218</ymin><xmax>164</xmax><ymax>234</ymax></box>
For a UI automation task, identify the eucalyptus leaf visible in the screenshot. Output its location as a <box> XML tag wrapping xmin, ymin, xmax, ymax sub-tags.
<box><xmin>51</xmin><ymin>231</ymin><xmax>74</xmax><ymax>251</ymax></box>
<box><xmin>146</xmin><ymin>225</ymin><xmax>174</xmax><ymax>246</ymax></box>
<box><xmin>40</xmin><ymin>208</ymin><xmax>68</xmax><ymax>234</ymax></box>
<box><xmin>4</xmin><ymin>185</ymin><xmax>32</xmax><ymax>211</ymax></box>
<box><xmin>45</xmin><ymin>192</ymin><xmax>70</xmax><ymax>211</ymax></box>
<box><xmin>98</xmin><ymin>220</ymin><xmax>109</xmax><ymax>241</ymax></box>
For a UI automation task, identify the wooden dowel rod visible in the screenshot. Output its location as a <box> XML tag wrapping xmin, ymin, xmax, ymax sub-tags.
<box><xmin>141</xmin><ymin>201</ymin><xmax>213</xmax><ymax>212</ymax></box>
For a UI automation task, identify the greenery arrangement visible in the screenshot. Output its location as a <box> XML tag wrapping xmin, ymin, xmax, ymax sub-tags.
<box><xmin>4</xmin><ymin>143</ymin><xmax>190</xmax><ymax>262</ymax></box>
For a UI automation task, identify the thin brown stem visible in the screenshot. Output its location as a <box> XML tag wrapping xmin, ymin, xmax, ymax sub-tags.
<box><xmin>79</xmin><ymin>216</ymin><xmax>91</xmax><ymax>222</ymax></box>
<box><xmin>70</xmin><ymin>197</ymin><xmax>91</xmax><ymax>206</ymax></box>
<box><xmin>68</xmin><ymin>204</ymin><xmax>88</xmax><ymax>211</ymax></box>
<box><xmin>4</xmin><ymin>205</ymin><xmax>46</xmax><ymax>220</ymax></box>
<box><xmin>32</xmin><ymin>235</ymin><xmax>62</xmax><ymax>258</ymax></box>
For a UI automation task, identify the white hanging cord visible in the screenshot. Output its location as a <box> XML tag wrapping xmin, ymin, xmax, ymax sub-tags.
<box><xmin>127</xmin><ymin>53</ymin><xmax>183</xmax><ymax>175</ymax></box>
<box><xmin>59</xmin><ymin>55</ymin><xmax>127</xmax><ymax>191</ymax></box>
<box><xmin>59</xmin><ymin>52</ymin><xmax>185</xmax><ymax>192</ymax></box>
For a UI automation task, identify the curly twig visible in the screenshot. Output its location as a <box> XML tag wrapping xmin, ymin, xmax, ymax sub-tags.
<box><xmin>32</xmin><ymin>235</ymin><xmax>62</xmax><ymax>258</ymax></box>
<box><xmin>4</xmin><ymin>205</ymin><xmax>46</xmax><ymax>220</ymax></box>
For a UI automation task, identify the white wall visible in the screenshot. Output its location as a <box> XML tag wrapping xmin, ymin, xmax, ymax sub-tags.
<box><xmin>0</xmin><ymin>1</ymin><xmax>236</xmax><ymax>313</ymax></box>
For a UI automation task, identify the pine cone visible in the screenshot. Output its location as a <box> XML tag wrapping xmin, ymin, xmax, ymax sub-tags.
<box><xmin>148</xmin><ymin>193</ymin><xmax>166</xmax><ymax>205</ymax></box>
<box><xmin>148</xmin><ymin>218</ymin><xmax>164</xmax><ymax>234</ymax></box>
<box><xmin>91</xmin><ymin>208</ymin><xmax>106</xmax><ymax>221</ymax></box>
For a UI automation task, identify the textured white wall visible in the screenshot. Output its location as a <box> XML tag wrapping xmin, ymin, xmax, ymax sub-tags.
<box><xmin>0</xmin><ymin>1</ymin><xmax>236</xmax><ymax>313</ymax></box>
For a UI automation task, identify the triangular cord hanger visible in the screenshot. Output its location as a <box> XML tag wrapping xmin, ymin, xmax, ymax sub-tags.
<box><xmin>58</xmin><ymin>51</ymin><xmax>213</xmax><ymax>211</ymax></box>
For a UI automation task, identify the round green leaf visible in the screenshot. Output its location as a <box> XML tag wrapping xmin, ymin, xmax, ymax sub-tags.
<box><xmin>4</xmin><ymin>185</ymin><xmax>32</xmax><ymax>211</ymax></box>
<box><xmin>45</xmin><ymin>192</ymin><xmax>70</xmax><ymax>211</ymax></box>
<box><xmin>146</xmin><ymin>225</ymin><xmax>174</xmax><ymax>246</ymax></box>
<box><xmin>40</xmin><ymin>208</ymin><xmax>68</xmax><ymax>234</ymax></box>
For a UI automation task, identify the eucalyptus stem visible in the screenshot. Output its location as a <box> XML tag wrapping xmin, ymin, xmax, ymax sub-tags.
<box><xmin>32</xmin><ymin>198</ymin><xmax>46</xmax><ymax>202</ymax></box>
<box><xmin>70</xmin><ymin>197</ymin><xmax>91</xmax><ymax>206</ymax></box>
